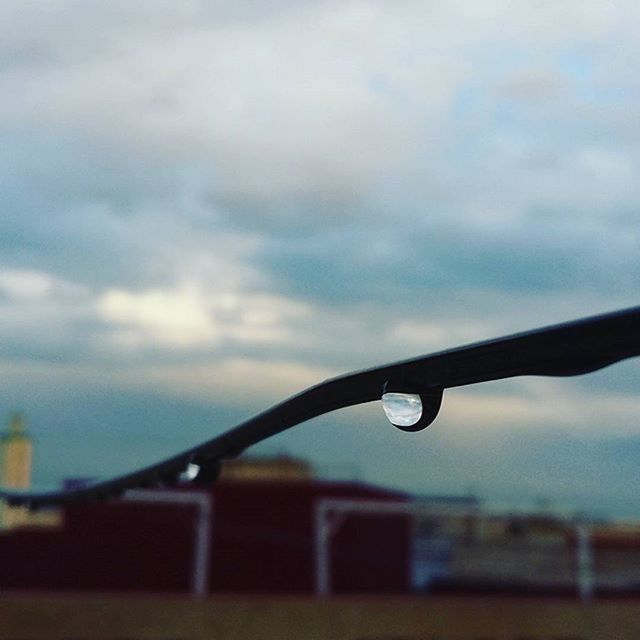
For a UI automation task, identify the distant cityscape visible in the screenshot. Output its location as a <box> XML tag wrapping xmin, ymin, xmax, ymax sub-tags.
<box><xmin>2</xmin><ymin>413</ymin><xmax>640</xmax><ymax>600</ymax></box>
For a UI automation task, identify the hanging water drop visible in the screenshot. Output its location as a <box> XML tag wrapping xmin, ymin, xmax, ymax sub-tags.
<box><xmin>180</xmin><ymin>463</ymin><xmax>200</xmax><ymax>482</ymax></box>
<box><xmin>382</xmin><ymin>392</ymin><xmax>423</xmax><ymax>427</ymax></box>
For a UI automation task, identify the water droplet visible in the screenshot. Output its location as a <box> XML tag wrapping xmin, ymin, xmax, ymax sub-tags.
<box><xmin>180</xmin><ymin>463</ymin><xmax>200</xmax><ymax>482</ymax></box>
<box><xmin>382</xmin><ymin>392</ymin><xmax>423</xmax><ymax>427</ymax></box>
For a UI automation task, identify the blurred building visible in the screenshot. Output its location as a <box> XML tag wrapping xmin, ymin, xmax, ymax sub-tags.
<box><xmin>0</xmin><ymin>455</ymin><xmax>416</xmax><ymax>594</ymax></box>
<box><xmin>3</xmin><ymin>452</ymin><xmax>640</xmax><ymax>600</ymax></box>
<box><xmin>219</xmin><ymin>453</ymin><xmax>312</xmax><ymax>482</ymax></box>
<box><xmin>0</xmin><ymin>413</ymin><xmax>33</xmax><ymax>529</ymax></box>
<box><xmin>0</xmin><ymin>414</ymin><xmax>62</xmax><ymax>531</ymax></box>
<box><xmin>430</xmin><ymin>512</ymin><xmax>579</xmax><ymax>594</ymax></box>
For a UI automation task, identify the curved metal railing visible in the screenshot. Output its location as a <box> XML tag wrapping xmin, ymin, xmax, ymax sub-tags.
<box><xmin>2</xmin><ymin>305</ymin><xmax>639</xmax><ymax>507</ymax></box>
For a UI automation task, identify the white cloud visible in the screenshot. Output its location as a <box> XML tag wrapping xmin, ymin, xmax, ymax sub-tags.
<box><xmin>0</xmin><ymin>0</ymin><xmax>468</xmax><ymax>207</ymax></box>
<box><xmin>499</xmin><ymin>69</ymin><xmax>569</xmax><ymax>101</ymax></box>
<box><xmin>0</xmin><ymin>355</ymin><xmax>335</xmax><ymax>409</ymax></box>
<box><xmin>98</xmin><ymin>286</ymin><xmax>218</xmax><ymax>347</ymax></box>
<box><xmin>96</xmin><ymin>284</ymin><xmax>311</xmax><ymax>350</ymax></box>
<box><xmin>387</xmin><ymin>319</ymin><xmax>490</xmax><ymax>351</ymax></box>
<box><xmin>0</xmin><ymin>269</ymin><xmax>85</xmax><ymax>300</ymax></box>
<box><xmin>3</xmin><ymin>0</ymin><xmax>640</xmax><ymax>220</ymax></box>
<box><xmin>138</xmin><ymin>357</ymin><xmax>335</xmax><ymax>404</ymax></box>
<box><xmin>0</xmin><ymin>269</ymin><xmax>55</xmax><ymax>299</ymax></box>
<box><xmin>442</xmin><ymin>377</ymin><xmax>640</xmax><ymax>437</ymax></box>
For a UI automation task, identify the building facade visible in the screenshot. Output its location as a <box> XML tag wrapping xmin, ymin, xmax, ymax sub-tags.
<box><xmin>0</xmin><ymin>414</ymin><xmax>33</xmax><ymax>529</ymax></box>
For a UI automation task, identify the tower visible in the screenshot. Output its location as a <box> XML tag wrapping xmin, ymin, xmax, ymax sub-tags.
<box><xmin>0</xmin><ymin>413</ymin><xmax>33</xmax><ymax>529</ymax></box>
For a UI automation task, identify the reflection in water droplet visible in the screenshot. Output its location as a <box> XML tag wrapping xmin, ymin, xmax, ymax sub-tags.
<box><xmin>382</xmin><ymin>392</ymin><xmax>423</xmax><ymax>427</ymax></box>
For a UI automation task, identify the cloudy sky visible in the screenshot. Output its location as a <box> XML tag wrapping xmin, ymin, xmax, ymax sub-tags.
<box><xmin>1</xmin><ymin>0</ymin><xmax>640</xmax><ymax>516</ymax></box>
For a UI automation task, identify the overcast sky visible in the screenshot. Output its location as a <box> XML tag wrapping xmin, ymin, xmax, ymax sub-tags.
<box><xmin>1</xmin><ymin>0</ymin><xmax>640</xmax><ymax>517</ymax></box>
